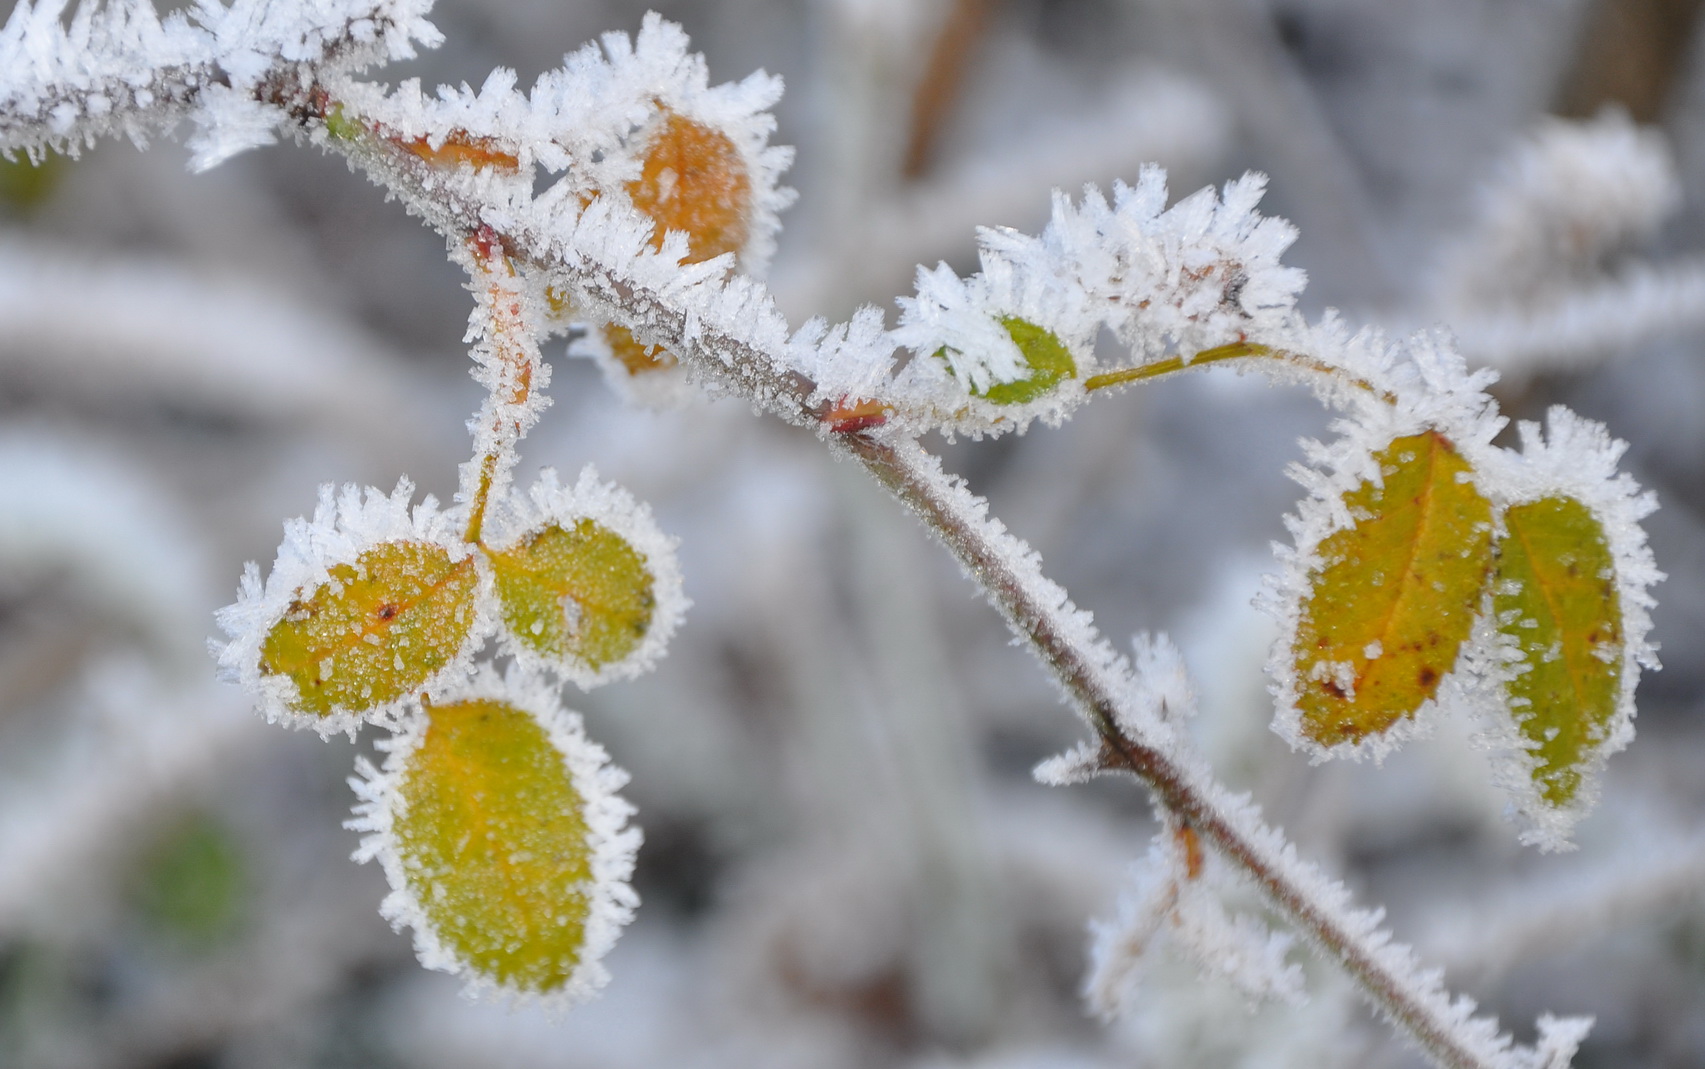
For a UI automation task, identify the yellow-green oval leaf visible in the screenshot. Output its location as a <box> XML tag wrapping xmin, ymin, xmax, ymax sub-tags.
<box><xmin>490</xmin><ymin>520</ymin><xmax>655</xmax><ymax>674</ymax></box>
<box><xmin>393</xmin><ymin>698</ymin><xmax>596</xmax><ymax>993</ymax></box>
<box><xmin>977</xmin><ymin>317</ymin><xmax>1076</xmax><ymax>406</ymax></box>
<box><xmin>258</xmin><ymin>541</ymin><xmax>479</xmax><ymax>718</ymax></box>
<box><xmin>1493</xmin><ymin>496</ymin><xmax>1623</xmax><ymax>808</ymax></box>
<box><xmin>1293</xmin><ymin>431</ymin><xmax>1494</xmax><ymax>748</ymax></box>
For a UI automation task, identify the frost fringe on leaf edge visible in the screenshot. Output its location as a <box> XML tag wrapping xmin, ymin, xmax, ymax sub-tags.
<box><xmin>212</xmin><ymin>478</ymin><xmax>492</xmax><ymax>737</ymax></box>
<box><xmin>346</xmin><ymin>661</ymin><xmax>641</xmax><ymax>1007</ymax></box>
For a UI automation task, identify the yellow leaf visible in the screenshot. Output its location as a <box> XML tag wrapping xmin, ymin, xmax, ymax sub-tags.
<box><xmin>259</xmin><ymin>541</ymin><xmax>479</xmax><ymax>718</ymax></box>
<box><xmin>1492</xmin><ymin>496</ymin><xmax>1623</xmax><ymax>808</ymax></box>
<box><xmin>489</xmin><ymin>520</ymin><xmax>656</xmax><ymax>675</ymax></box>
<box><xmin>392</xmin><ymin>698</ymin><xmax>598</xmax><ymax>993</ymax></box>
<box><xmin>1293</xmin><ymin>431</ymin><xmax>1494</xmax><ymax>748</ymax></box>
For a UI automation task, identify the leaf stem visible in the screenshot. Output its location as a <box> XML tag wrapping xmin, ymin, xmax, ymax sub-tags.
<box><xmin>459</xmin><ymin>230</ymin><xmax>540</xmax><ymax>547</ymax></box>
<box><xmin>1085</xmin><ymin>340</ymin><xmax>1397</xmax><ymax>404</ymax></box>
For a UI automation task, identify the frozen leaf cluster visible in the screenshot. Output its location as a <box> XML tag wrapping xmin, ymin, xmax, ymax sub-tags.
<box><xmin>3</xmin><ymin>1</ymin><xmax>1672</xmax><ymax>1062</ymax></box>
<box><xmin>1263</xmin><ymin>335</ymin><xmax>1660</xmax><ymax>848</ymax></box>
<box><xmin>214</xmin><ymin>468</ymin><xmax>682</xmax><ymax>735</ymax></box>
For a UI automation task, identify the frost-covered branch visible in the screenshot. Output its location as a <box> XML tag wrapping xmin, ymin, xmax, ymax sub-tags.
<box><xmin>0</xmin><ymin>0</ymin><xmax>440</xmax><ymax>167</ymax></box>
<box><xmin>231</xmin><ymin>29</ymin><xmax>1640</xmax><ymax>1063</ymax></box>
<box><xmin>10</xmin><ymin>6</ymin><xmax>1668</xmax><ymax>1064</ymax></box>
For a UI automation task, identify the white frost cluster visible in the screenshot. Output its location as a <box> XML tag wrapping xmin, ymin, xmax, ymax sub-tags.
<box><xmin>878</xmin><ymin>168</ymin><xmax>1307</xmax><ymax>436</ymax></box>
<box><xmin>485</xmin><ymin>464</ymin><xmax>689</xmax><ymax>691</ymax></box>
<box><xmin>0</xmin><ymin>0</ymin><xmax>441</xmax><ymax>165</ymax></box>
<box><xmin>1436</xmin><ymin>109</ymin><xmax>1681</xmax><ymax>308</ymax></box>
<box><xmin>347</xmin><ymin>662</ymin><xmax>641</xmax><ymax>1009</ymax></box>
<box><xmin>1085</xmin><ymin>818</ymin><xmax>1304</xmax><ymax>1019</ymax></box>
<box><xmin>213</xmin><ymin>478</ymin><xmax>486</xmax><ymax>737</ymax></box>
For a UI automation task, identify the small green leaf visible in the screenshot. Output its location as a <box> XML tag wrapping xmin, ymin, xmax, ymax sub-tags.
<box><xmin>937</xmin><ymin>317</ymin><xmax>1077</xmax><ymax>406</ymax></box>
<box><xmin>1493</xmin><ymin>496</ymin><xmax>1623</xmax><ymax>808</ymax></box>
<box><xmin>490</xmin><ymin>520</ymin><xmax>656</xmax><ymax>674</ymax></box>
<box><xmin>393</xmin><ymin>698</ymin><xmax>597</xmax><ymax>993</ymax></box>
<box><xmin>259</xmin><ymin>541</ymin><xmax>479</xmax><ymax>718</ymax></box>
<box><xmin>979</xmin><ymin>317</ymin><xmax>1076</xmax><ymax>405</ymax></box>
<box><xmin>1293</xmin><ymin>431</ymin><xmax>1495</xmax><ymax>748</ymax></box>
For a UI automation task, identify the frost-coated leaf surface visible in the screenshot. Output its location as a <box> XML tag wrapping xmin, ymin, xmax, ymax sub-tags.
<box><xmin>627</xmin><ymin>111</ymin><xmax>751</xmax><ymax>264</ymax></box>
<box><xmin>978</xmin><ymin>317</ymin><xmax>1077</xmax><ymax>405</ymax></box>
<box><xmin>1293</xmin><ymin>431</ymin><xmax>1494</xmax><ymax>748</ymax></box>
<box><xmin>490</xmin><ymin>520</ymin><xmax>656</xmax><ymax>674</ymax></box>
<box><xmin>259</xmin><ymin>541</ymin><xmax>478</xmax><ymax>718</ymax></box>
<box><xmin>393</xmin><ymin>698</ymin><xmax>597</xmax><ymax>993</ymax></box>
<box><xmin>1493</xmin><ymin>496</ymin><xmax>1623</xmax><ymax>807</ymax></box>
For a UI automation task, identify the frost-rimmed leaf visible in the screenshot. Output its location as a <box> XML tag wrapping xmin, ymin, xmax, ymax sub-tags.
<box><xmin>485</xmin><ymin>466</ymin><xmax>687</xmax><ymax>689</ymax></box>
<box><xmin>1493</xmin><ymin>497</ymin><xmax>1621</xmax><ymax>804</ymax></box>
<box><xmin>1472</xmin><ymin>407</ymin><xmax>1662</xmax><ymax>850</ymax></box>
<box><xmin>214</xmin><ymin>480</ymin><xmax>490</xmax><ymax>736</ymax></box>
<box><xmin>1265</xmin><ymin>334</ymin><xmax>1507</xmax><ymax>761</ymax></box>
<box><xmin>348</xmin><ymin>664</ymin><xmax>639</xmax><ymax>1005</ymax></box>
<box><xmin>1288</xmin><ymin>430</ymin><xmax>1493</xmax><ymax>749</ymax></box>
<box><xmin>892</xmin><ymin>243</ymin><xmax>1095</xmax><ymax>436</ymax></box>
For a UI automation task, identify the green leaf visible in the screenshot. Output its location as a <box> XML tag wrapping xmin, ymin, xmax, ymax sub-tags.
<box><xmin>259</xmin><ymin>541</ymin><xmax>479</xmax><ymax>718</ymax></box>
<box><xmin>1492</xmin><ymin>496</ymin><xmax>1623</xmax><ymax>808</ymax></box>
<box><xmin>489</xmin><ymin>520</ymin><xmax>656</xmax><ymax>674</ymax></box>
<box><xmin>977</xmin><ymin>317</ymin><xmax>1077</xmax><ymax>406</ymax></box>
<box><xmin>935</xmin><ymin>317</ymin><xmax>1077</xmax><ymax>406</ymax></box>
<box><xmin>393</xmin><ymin>698</ymin><xmax>598</xmax><ymax>993</ymax></box>
<box><xmin>1293</xmin><ymin>431</ymin><xmax>1495</xmax><ymax>748</ymax></box>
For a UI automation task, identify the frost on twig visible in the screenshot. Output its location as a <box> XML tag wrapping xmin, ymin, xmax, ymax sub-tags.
<box><xmin>1072</xmin><ymin>644</ymin><xmax>1304</xmax><ymax>1016</ymax></box>
<box><xmin>11</xmin><ymin>4</ymin><xmax>1663</xmax><ymax>1059</ymax></box>
<box><xmin>1085</xmin><ymin>815</ymin><xmax>1305</xmax><ymax>1017</ymax></box>
<box><xmin>0</xmin><ymin>0</ymin><xmax>441</xmax><ymax>166</ymax></box>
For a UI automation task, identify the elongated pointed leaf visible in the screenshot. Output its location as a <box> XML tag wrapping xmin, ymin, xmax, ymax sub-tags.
<box><xmin>259</xmin><ymin>541</ymin><xmax>479</xmax><ymax>718</ymax></box>
<box><xmin>1493</xmin><ymin>496</ymin><xmax>1623</xmax><ymax>807</ymax></box>
<box><xmin>1293</xmin><ymin>431</ymin><xmax>1494</xmax><ymax>748</ymax></box>
<box><xmin>392</xmin><ymin>698</ymin><xmax>599</xmax><ymax>993</ymax></box>
<box><xmin>490</xmin><ymin>520</ymin><xmax>656</xmax><ymax>674</ymax></box>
